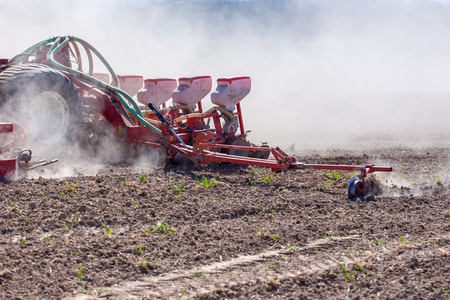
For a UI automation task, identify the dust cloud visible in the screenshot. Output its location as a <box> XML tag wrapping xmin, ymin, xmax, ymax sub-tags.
<box><xmin>1</xmin><ymin>0</ymin><xmax>449</xmax><ymax>157</ymax></box>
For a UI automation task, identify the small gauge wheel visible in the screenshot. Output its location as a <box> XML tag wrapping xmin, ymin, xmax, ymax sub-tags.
<box><xmin>222</xmin><ymin>136</ymin><xmax>249</xmax><ymax>157</ymax></box>
<box><xmin>347</xmin><ymin>176</ymin><xmax>363</xmax><ymax>200</ymax></box>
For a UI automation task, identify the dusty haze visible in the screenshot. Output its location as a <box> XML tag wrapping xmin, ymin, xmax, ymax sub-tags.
<box><xmin>1</xmin><ymin>0</ymin><xmax>449</xmax><ymax>153</ymax></box>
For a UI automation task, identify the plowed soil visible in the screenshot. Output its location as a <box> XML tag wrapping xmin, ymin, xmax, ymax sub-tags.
<box><xmin>0</xmin><ymin>147</ymin><xmax>449</xmax><ymax>299</ymax></box>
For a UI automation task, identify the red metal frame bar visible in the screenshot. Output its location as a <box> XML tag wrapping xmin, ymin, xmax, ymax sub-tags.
<box><xmin>163</xmin><ymin>141</ymin><xmax>392</xmax><ymax>174</ymax></box>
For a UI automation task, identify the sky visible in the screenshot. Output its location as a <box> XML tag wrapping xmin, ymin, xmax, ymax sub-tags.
<box><xmin>1</xmin><ymin>0</ymin><xmax>449</xmax><ymax>151</ymax></box>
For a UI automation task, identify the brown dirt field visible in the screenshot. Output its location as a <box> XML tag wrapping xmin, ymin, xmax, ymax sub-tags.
<box><xmin>0</xmin><ymin>147</ymin><xmax>449</xmax><ymax>299</ymax></box>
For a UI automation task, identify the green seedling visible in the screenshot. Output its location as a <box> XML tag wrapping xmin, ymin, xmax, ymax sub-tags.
<box><xmin>216</xmin><ymin>197</ymin><xmax>220</xmax><ymax>203</ymax></box>
<box><xmin>271</xmin><ymin>234</ymin><xmax>278</xmax><ymax>241</ymax></box>
<box><xmin>147</xmin><ymin>218</ymin><xmax>175</xmax><ymax>234</ymax></box>
<box><xmin>102</xmin><ymin>177</ymin><xmax>113</xmax><ymax>188</ymax></box>
<box><xmin>140</xmin><ymin>172</ymin><xmax>147</xmax><ymax>182</ymax></box>
<box><xmin>169</xmin><ymin>183</ymin><xmax>184</xmax><ymax>200</ymax></box>
<box><xmin>317</xmin><ymin>179</ymin><xmax>331</xmax><ymax>191</ymax></box>
<box><xmin>351</xmin><ymin>263</ymin><xmax>366</xmax><ymax>274</ymax></box>
<box><xmin>285</xmin><ymin>244</ymin><xmax>303</xmax><ymax>252</ymax></box>
<box><xmin>66</xmin><ymin>183</ymin><xmax>80</xmax><ymax>195</ymax></box>
<box><xmin>92</xmin><ymin>286</ymin><xmax>112</xmax><ymax>296</ymax></box>
<box><xmin>62</xmin><ymin>220</ymin><xmax>74</xmax><ymax>232</ymax></box>
<box><xmin>379</xmin><ymin>150</ymin><xmax>386</xmax><ymax>157</ymax></box>
<box><xmin>72</xmin><ymin>264</ymin><xmax>83</xmax><ymax>283</ymax></box>
<box><xmin>178</xmin><ymin>284</ymin><xmax>190</xmax><ymax>300</ymax></box>
<box><xmin>39</xmin><ymin>191</ymin><xmax>48</xmax><ymax>200</ymax></box>
<box><xmin>77</xmin><ymin>286</ymin><xmax>88</xmax><ymax>294</ymax></box>
<box><xmin>21</xmin><ymin>236</ymin><xmax>26</xmax><ymax>245</ymax></box>
<box><xmin>44</xmin><ymin>237</ymin><xmax>54</xmax><ymax>243</ymax></box>
<box><xmin>196</xmin><ymin>174</ymin><xmax>216</xmax><ymax>188</ymax></box>
<box><xmin>400</xmin><ymin>173</ymin><xmax>417</xmax><ymax>183</ymax></box>
<box><xmin>24</xmin><ymin>214</ymin><xmax>34</xmax><ymax>230</ymax></box>
<box><xmin>263</xmin><ymin>172</ymin><xmax>274</xmax><ymax>184</ymax></box>
<box><xmin>268</xmin><ymin>261</ymin><xmax>279</xmax><ymax>269</ymax></box>
<box><xmin>398</xmin><ymin>234</ymin><xmax>413</xmax><ymax>245</ymax></box>
<box><xmin>25</xmin><ymin>213</ymin><xmax>31</xmax><ymax>224</ymax></box>
<box><xmin>330</xmin><ymin>170</ymin><xmax>341</xmax><ymax>181</ymax></box>
<box><xmin>255</xmin><ymin>229</ymin><xmax>265</xmax><ymax>236</ymax></box>
<box><xmin>170</xmin><ymin>183</ymin><xmax>184</xmax><ymax>192</ymax></box>
<box><xmin>138</xmin><ymin>258</ymin><xmax>148</xmax><ymax>270</ymax></box>
<box><xmin>442</xmin><ymin>290</ymin><xmax>450</xmax><ymax>293</ymax></box>
<box><xmin>318</xmin><ymin>232</ymin><xmax>333</xmax><ymax>239</ymax></box>
<box><xmin>346</xmin><ymin>249</ymin><xmax>365</xmax><ymax>256</ymax></box>
<box><xmin>434</xmin><ymin>175</ymin><xmax>440</xmax><ymax>183</ymax></box>
<box><xmin>138</xmin><ymin>245</ymin><xmax>146</xmax><ymax>253</ymax></box>
<box><xmin>123</xmin><ymin>179</ymin><xmax>127</xmax><ymax>187</ymax></box>
<box><xmin>72</xmin><ymin>248</ymin><xmax>78</xmax><ymax>256</ymax></box>
<box><xmin>191</xmin><ymin>266</ymin><xmax>210</xmax><ymax>278</ymax></box>
<box><xmin>268</xmin><ymin>208</ymin><xmax>277</xmax><ymax>214</ymax></box>
<box><xmin>249</xmin><ymin>168</ymin><xmax>258</xmax><ymax>185</ymax></box>
<box><xmin>104</xmin><ymin>227</ymin><xmax>111</xmax><ymax>238</ymax></box>
<box><xmin>345</xmin><ymin>171</ymin><xmax>358</xmax><ymax>179</ymax></box>
<box><xmin>10</xmin><ymin>203</ymin><xmax>17</xmax><ymax>211</ymax></box>
<box><xmin>66</xmin><ymin>183</ymin><xmax>76</xmax><ymax>190</ymax></box>
<box><xmin>337</xmin><ymin>263</ymin><xmax>351</xmax><ymax>281</ymax></box>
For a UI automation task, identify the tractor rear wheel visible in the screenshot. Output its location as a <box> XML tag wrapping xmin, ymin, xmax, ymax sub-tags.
<box><xmin>0</xmin><ymin>64</ymin><xmax>83</xmax><ymax>147</ymax></box>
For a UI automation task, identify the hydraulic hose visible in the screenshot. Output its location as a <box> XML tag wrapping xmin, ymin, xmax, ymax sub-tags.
<box><xmin>144</xmin><ymin>107</ymin><xmax>234</xmax><ymax>126</ymax></box>
<box><xmin>46</xmin><ymin>36</ymin><xmax>162</xmax><ymax>136</ymax></box>
<box><xmin>9</xmin><ymin>37</ymin><xmax>56</xmax><ymax>64</ymax></box>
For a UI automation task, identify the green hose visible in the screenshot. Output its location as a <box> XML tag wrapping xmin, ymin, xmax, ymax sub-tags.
<box><xmin>9</xmin><ymin>37</ymin><xmax>56</xmax><ymax>64</ymax></box>
<box><xmin>46</xmin><ymin>36</ymin><xmax>162</xmax><ymax>136</ymax></box>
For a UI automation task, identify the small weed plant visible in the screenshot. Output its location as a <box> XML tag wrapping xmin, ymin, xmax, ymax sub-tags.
<box><xmin>104</xmin><ymin>227</ymin><xmax>111</xmax><ymax>238</ymax></box>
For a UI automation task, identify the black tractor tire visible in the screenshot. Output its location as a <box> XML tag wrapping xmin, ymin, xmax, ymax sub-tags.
<box><xmin>0</xmin><ymin>64</ymin><xmax>83</xmax><ymax>148</ymax></box>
